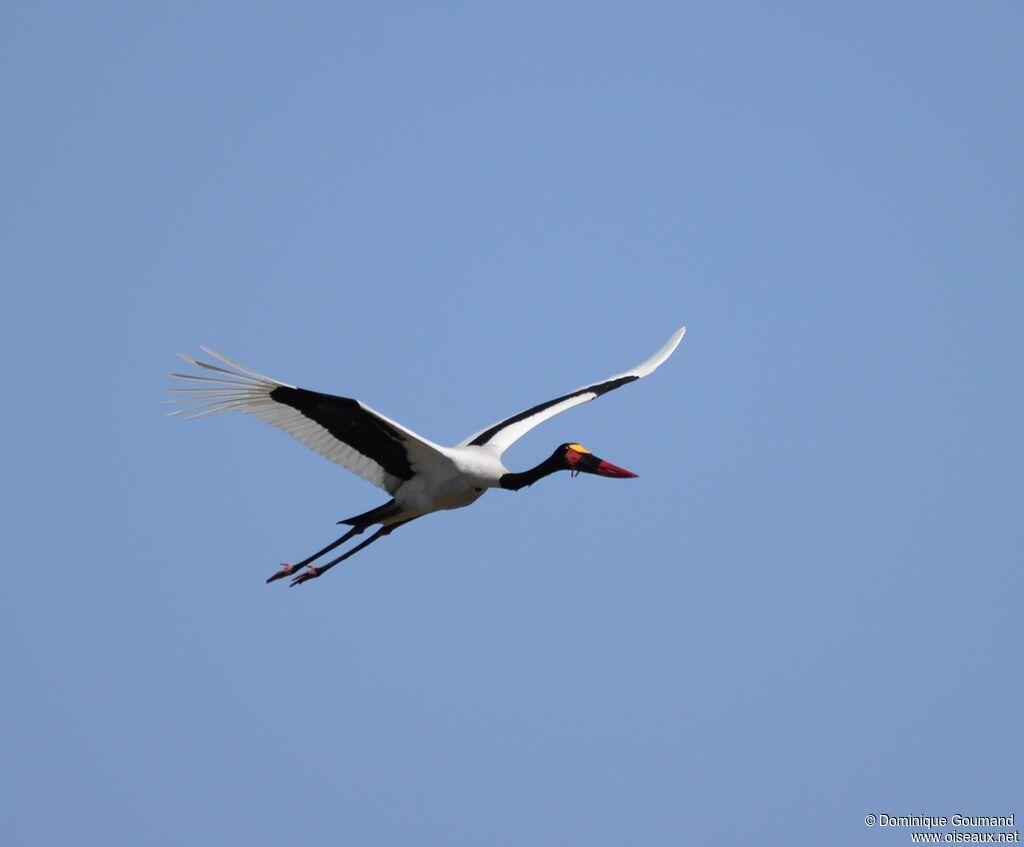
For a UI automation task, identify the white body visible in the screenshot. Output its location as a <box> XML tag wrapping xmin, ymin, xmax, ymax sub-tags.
<box><xmin>387</xmin><ymin>446</ymin><xmax>503</xmax><ymax>517</ymax></box>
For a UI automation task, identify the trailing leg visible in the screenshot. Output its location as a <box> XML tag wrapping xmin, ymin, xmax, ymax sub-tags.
<box><xmin>290</xmin><ymin>518</ymin><xmax>416</xmax><ymax>587</ymax></box>
<box><xmin>265</xmin><ymin>524</ymin><xmax>366</xmax><ymax>584</ymax></box>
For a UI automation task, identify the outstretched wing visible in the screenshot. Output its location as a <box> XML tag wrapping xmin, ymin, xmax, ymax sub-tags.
<box><xmin>167</xmin><ymin>348</ymin><xmax>452</xmax><ymax>495</ymax></box>
<box><xmin>459</xmin><ymin>326</ymin><xmax>686</xmax><ymax>456</ymax></box>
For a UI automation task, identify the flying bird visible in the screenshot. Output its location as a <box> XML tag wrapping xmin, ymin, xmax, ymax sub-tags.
<box><xmin>168</xmin><ymin>325</ymin><xmax>686</xmax><ymax>586</ymax></box>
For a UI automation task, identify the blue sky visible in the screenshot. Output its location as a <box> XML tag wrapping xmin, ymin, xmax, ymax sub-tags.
<box><xmin>3</xmin><ymin>3</ymin><xmax>1021</xmax><ymax>845</ymax></box>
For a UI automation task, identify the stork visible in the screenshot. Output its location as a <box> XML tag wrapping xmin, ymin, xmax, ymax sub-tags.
<box><xmin>167</xmin><ymin>325</ymin><xmax>686</xmax><ymax>586</ymax></box>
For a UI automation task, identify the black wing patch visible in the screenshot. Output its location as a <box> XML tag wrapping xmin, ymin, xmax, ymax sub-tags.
<box><xmin>468</xmin><ymin>375</ymin><xmax>638</xmax><ymax>447</ymax></box>
<box><xmin>269</xmin><ymin>386</ymin><xmax>414</xmax><ymax>481</ymax></box>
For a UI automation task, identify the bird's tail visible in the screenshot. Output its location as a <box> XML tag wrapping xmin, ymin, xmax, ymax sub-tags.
<box><xmin>338</xmin><ymin>499</ymin><xmax>403</xmax><ymax>527</ymax></box>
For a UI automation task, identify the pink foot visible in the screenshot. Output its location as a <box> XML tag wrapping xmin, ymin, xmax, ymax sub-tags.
<box><xmin>290</xmin><ymin>566</ymin><xmax>320</xmax><ymax>587</ymax></box>
<box><xmin>266</xmin><ymin>562</ymin><xmax>297</xmax><ymax>584</ymax></box>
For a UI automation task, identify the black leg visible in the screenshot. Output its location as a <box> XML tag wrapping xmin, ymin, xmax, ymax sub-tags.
<box><xmin>266</xmin><ymin>524</ymin><xmax>365</xmax><ymax>584</ymax></box>
<box><xmin>290</xmin><ymin>518</ymin><xmax>415</xmax><ymax>587</ymax></box>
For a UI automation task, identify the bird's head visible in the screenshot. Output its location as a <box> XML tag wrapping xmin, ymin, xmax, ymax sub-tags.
<box><xmin>555</xmin><ymin>443</ymin><xmax>638</xmax><ymax>479</ymax></box>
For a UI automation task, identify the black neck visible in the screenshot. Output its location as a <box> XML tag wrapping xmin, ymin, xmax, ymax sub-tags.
<box><xmin>499</xmin><ymin>454</ymin><xmax>564</xmax><ymax>491</ymax></box>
